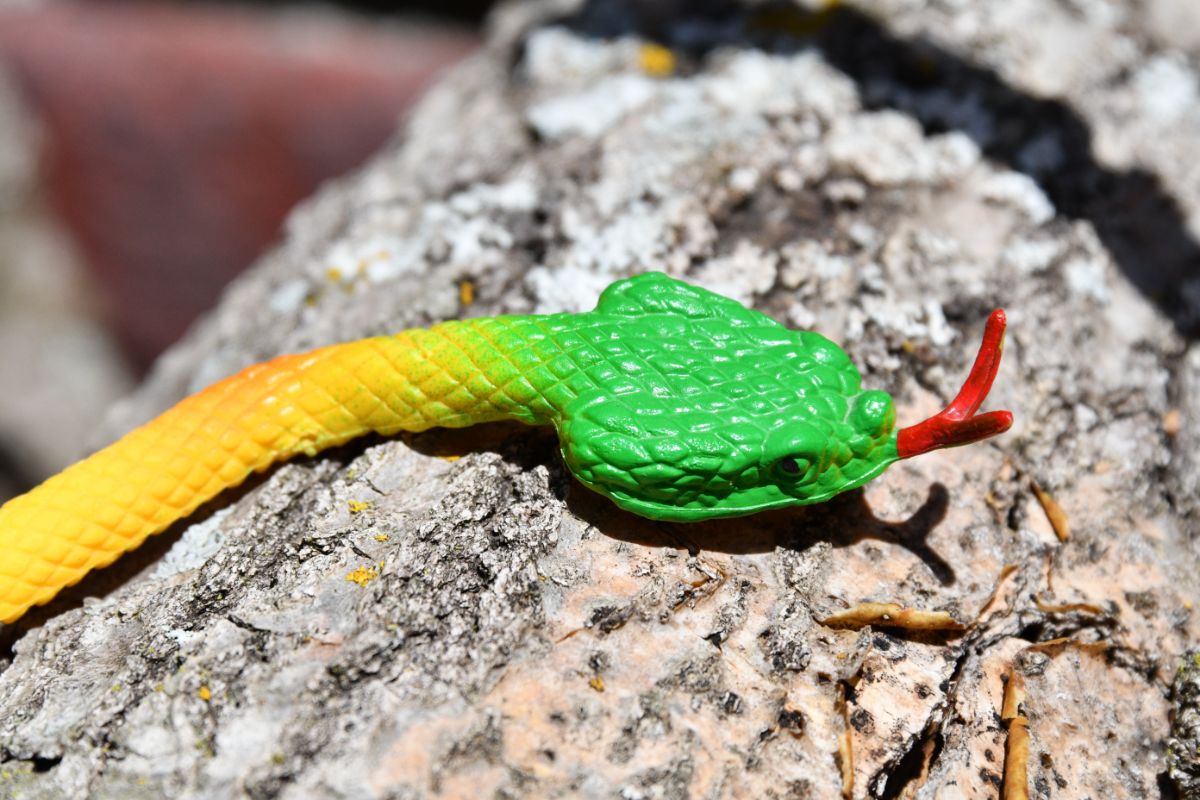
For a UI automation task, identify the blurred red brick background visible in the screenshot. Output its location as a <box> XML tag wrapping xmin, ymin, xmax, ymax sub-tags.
<box><xmin>0</xmin><ymin>2</ymin><xmax>478</xmax><ymax>367</ymax></box>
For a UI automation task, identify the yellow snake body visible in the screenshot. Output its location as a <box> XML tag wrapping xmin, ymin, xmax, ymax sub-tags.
<box><xmin>0</xmin><ymin>318</ymin><xmax>558</xmax><ymax>623</ymax></box>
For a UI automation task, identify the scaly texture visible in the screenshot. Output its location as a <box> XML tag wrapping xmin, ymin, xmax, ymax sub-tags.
<box><xmin>0</xmin><ymin>273</ymin><xmax>1009</xmax><ymax>623</ymax></box>
<box><xmin>0</xmin><ymin>319</ymin><xmax>556</xmax><ymax>624</ymax></box>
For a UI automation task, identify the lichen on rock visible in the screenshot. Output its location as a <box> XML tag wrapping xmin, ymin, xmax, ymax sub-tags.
<box><xmin>0</xmin><ymin>1</ymin><xmax>1197</xmax><ymax>798</ymax></box>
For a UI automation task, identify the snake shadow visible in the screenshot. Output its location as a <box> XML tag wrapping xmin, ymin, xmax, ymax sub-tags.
<box><xmin>0</xmin><ymin>420</ymin><xmax>953</xmax><ymax>656</ymax></box>
<box><xmin>400</xmin><ymin>423</ymin><xmax>957</xmax><ymax>582</ymax></box>
<box><xmin>406</xmin><ymin>422</ymin><xmax>957</xmax><ymax>583</ymax></box>
<box><xmin>384</xmin><ymin>423</ymin><xmax>957</xmax><ymax>583</ymax></box>
<box><xmin>567</xmin><ymin>474</ymin><xmax>955</xmax><ymax>585</ymax></box>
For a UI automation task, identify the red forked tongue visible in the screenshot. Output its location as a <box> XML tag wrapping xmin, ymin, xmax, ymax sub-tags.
<box><xmin>896</xmin><ymin>309</ymin><xmax>1014</xmax><ymax>459</ymax></box>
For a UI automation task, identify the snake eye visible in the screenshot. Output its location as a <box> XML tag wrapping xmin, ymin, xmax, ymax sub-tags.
<box><xmin>776</xmin><ymin>456</ymin><xmax>809</xmax><ymax>477</ymax></box>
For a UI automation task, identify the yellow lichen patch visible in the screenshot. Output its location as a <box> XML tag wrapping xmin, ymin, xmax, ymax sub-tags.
<box><xmin>458</xmin><ymin>279</ymin><xmax>476</xmax><ymax>307</ymax></box>
<box><xmin>818</xmin><ymin>602</ymin><xmax>966</xmax><ymax>632</ymax></box>
<box><xmin>638</xmin><ymin>43</ymin><xmax>675</xmax><ymax>77</ymax></box>
<box><xmin>198</xmin><ymin>685</ymin><xmax>212</xmax><ymax>702</ymax></box>
<box><xmin>1</xmin><ymin>764</ymin><xmax>33</xmax><ymax>780</ymax></box>
<box><xmin>347</xmin><ymin>500</ymin><xmax>371</xmax><ymax>514</ymax></box>
<box><xmin>588</xmin><ymin>676</ymin><xmax>605</xmax><ymax>692</ymax></box>
<box><xmin>346</xmin><ymin>564</ymin><xmax>381</xmax><ymax>588</ymax></box>
<box><xmin>374</xmin><ymin>533</ymin><xmax>390</xmax><ymax>542</ymax></box>
<box><xmin>1030</xmin><ymin>481</ymin><xmax>1069</xmax><ymax>542</ymax></box>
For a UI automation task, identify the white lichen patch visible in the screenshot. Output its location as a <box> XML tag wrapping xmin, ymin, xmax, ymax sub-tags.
<box><xmin>827</xmin><ymin>112</ymin><xmax>980</xmax><ymax>187</ymax></box>
<box><xmin>849</xmin><ymin>296</ymin><xmax>958</xmax><ymax>348</ymax></box>
<box><xmin>779</xmin><ymin>240</ymin><xmax>852</xmax><ymax>289</ymax></box>
<box><xmin>1063</xmin><ymin>255</ymin><xmax>1110</xmax><ymax>302</ymax></box>
<box><xmin>704</xmin><ymin>50</ymin><xmax>860</xmax><ymax>123</ymax></box>
<box><xmin>526</xmin><ymin>264</ymin><xmax>615</xmax><ymax>314</ymax></box>
<box><xmin>523</xmin><ymin>28</ymin><xmax>643</xmax><ymax>90</ymax></box>
<box><xmin>559</xmin><ymin>200</ymin><xmax>673</xmax><ymax>274</ymax></box>
<box><xmin>322</xmin><ymin>234</ymin><xmax>422</xmax><ymax>286</ymax></box>
<box><xmin>690</xmin><ymin>241</ymin><xmax>778</xmax><ymax>305</ymax></box>
<box><xmin>1132</xmin><ymin>53</ymin><xmax>1198</xmax><ymax>126</ymax></box>
<box><xmin>527</xmin><ymin>74</ymin><xmax>657</xmax><ymax>140</ymax></box>
<box><xmin>268</xmin><ymin>279</ymin><xmax>311</xmax><ymax>315</ymax></box>
<box><xmin>1001</xmin><ymin>235</ymin><xmax>1065</xmax><ymax>275</ymax></box>
<box><xmin>152</xmin><ymin>507</ymin><xmax>237</xmax><ymax>580</ymax></box>
<box><xmin>448</xmin><ymin>172</ymin><xmax>541</xmax><ymax>215</ymax></box>
<box><xmin>978</xmin><ymin>171</ymin><xmax>1056</xmax><ymax>224</ymax></box>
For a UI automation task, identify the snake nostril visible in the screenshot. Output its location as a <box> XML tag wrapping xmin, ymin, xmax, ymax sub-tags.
<box><xmin>850</xmin><ymin>390</ymin><xmax>896</xmax><ymax>438</ymax></box>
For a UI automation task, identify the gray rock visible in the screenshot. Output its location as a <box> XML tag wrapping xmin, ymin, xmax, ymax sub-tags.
<box><xmin>1172</xmin><ymin>650</ymin><xmax>1200</xmax><ymax>800</ymax></box>
<box><xmin>1</xmin><ymin>2</ymin><xmax>1197</xmax><ymax>798</ymax></box>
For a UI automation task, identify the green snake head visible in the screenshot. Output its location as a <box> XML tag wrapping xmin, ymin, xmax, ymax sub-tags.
<box><xmin>555</xmin><ymin>273</ymin><xmax>1010</xmax><ymax>522</ymax></box>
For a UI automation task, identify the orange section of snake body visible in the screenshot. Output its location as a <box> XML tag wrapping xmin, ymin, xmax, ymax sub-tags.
<box><xmin>0</xmin><ymin>318</ymin><xmax>560</xmax><ymax>623</ymax></box>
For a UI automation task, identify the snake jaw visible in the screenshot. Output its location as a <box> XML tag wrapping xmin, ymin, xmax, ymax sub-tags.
<box><xmin>896</xmin><ymin>309</ymin><xmax>1014</xmax><ymax>459</ymax></box>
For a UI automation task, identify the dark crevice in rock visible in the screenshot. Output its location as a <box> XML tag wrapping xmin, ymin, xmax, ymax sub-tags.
<box><xmin>878</xmin><ymin>718</ymin><xmax>944</xmax><ymax>800</ymax></box>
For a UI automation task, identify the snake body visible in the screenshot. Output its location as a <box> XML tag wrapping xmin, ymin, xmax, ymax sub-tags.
<box><xmin>0</xmin><ymin>273</ymin><xmax>1011</xmax><ymax>623</ymax></box>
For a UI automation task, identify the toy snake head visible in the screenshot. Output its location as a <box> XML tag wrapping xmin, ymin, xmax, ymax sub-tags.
<box><xmin>556</xmin><ymin>273</ymin><xmax>1011</xmax><ymax>522</ymax></box>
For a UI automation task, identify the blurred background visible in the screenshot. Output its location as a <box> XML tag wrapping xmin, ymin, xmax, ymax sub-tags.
<box><xmin>0</xmin><ymin>0</ymin><xmax>494</xmax><ymax>500</ymax></box>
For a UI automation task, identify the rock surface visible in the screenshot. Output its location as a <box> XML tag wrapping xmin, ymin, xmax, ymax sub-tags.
<box><xmin>1171</xmin><ymin>649</ymin><xmax>1200</xmax><ymax>799</ymax></box>
<box><xmin>1</xmin><ymin>1</ymin><xmax>1197</xmax><ymax>798</ymax></box>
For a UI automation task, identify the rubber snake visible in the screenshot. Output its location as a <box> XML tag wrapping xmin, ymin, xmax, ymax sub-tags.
<box><xmin>0</xmin><ymin>273</ymin><xmax>1011</xmax><ymax>623</ymax></box>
